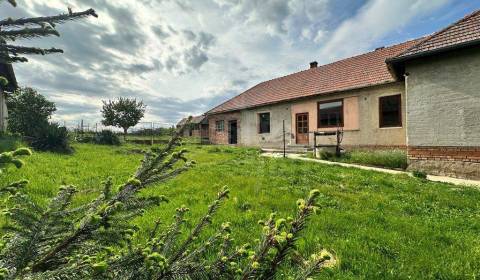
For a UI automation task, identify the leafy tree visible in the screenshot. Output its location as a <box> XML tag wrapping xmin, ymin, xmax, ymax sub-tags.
<box><xmin>0</xmin><ymin>122</ymin><xmax>336</xmax><ymax>279</ymax></box>
<box><xmin>101</xmin><ymin>98</ymin><xmax>146</xmax><ymax>139</ymax></box>
<box><xmin>0</xmin><ymin>0</ymin><xmax>97</xmax><ymax>64</ymax></box>
<box><xmin>6</xmin><ymin>87</ymin><xmax>56</xmax><ymax>136</ymax></box>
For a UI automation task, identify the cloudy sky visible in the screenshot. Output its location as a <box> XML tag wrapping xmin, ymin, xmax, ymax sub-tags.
<box><xmin>1</xmin><ymin>0</ymin><xmax>479</xmax><ymax>127</ymax></box>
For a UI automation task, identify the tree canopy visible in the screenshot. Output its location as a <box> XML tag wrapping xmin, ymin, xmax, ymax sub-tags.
<box><xmin>101</xmin><ymin>98</ymin><xmax>146</xmax><ymax>136</ymax></box>
<box><xmin>6</xmin><ymin>87</ymin><xmax>56</xmax><ymax>136</ymax></box>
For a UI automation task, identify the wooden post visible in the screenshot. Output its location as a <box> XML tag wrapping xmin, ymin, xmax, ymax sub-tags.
<box><xmin>151</xmin><ymin>122</ymin><xmax>154</xmax><ymax>146</ymax></box>
<box><xmin>314</xmin><ymin>132</ymin><xmax>317</xmax><ymax>158</ymax></box>
<box><xmin>283</xmin><ymin>120</ymin><xmax>286</xmax><ymax>158</ymax></box>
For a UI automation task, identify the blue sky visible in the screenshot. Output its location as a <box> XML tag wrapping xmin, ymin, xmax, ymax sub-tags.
<box><xmin>1</xmin><ymin>0</ymin><xmax>479</xmax><ymax>126</ymax></box>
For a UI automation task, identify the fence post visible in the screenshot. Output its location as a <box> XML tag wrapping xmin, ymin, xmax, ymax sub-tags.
<box><xmin>151</xmin><ymin>122</ymin><xmax>154</xmax><ymax>146</ymax></box>
<box><xmin>283</xmin><ymin>120</ymin><xmax>286</xmax><ymax>158</ymax></box>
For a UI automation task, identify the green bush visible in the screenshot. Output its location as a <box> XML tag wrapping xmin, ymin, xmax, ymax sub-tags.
<box><xmin>29</xmin><ymin>123</ymin><xmax>72</xmax><ymax>153</ymax></box>
<box><xmin>94</xmin><ymin>130</ymin><xmax>120</xmax><ymax>145</ymax></box>
<box><xmin>76</xmin><ymin>135</ymin><xmax>94</xmax><ymax>143</ymax></box>
<box><xmin>0</xmin><ymin>135</ymin><xmax>22</xmax><ymax>153</ymax></box>
<box><xmin>412</xmin><ymin>170</ymin><xmax>428</xmax><ymax>179</ymax></box>
<box><xmin>6</xmin><ymin>87</ymin><xmax>56</xmax><ymax>137</ymax></box>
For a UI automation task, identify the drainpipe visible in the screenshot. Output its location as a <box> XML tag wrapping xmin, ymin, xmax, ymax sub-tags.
<box><xmin>404</xmin><ymin>72</ymin><xmax>409</xmax><ymax>158</ymax></box>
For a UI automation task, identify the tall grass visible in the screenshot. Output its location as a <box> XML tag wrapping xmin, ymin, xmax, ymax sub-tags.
<box><xmin>0</xmin><ymin>143</ymin><xmax>479</xmax><ymax>279</ymax></box>
<box><xmin>321</xmin><ymin>149</ymin><xmax>408</xmax><ymax>170</ymax></box>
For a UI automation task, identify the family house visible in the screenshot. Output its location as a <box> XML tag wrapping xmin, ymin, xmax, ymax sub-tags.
<box><xmin>176</xmin><ymin>115</ymin><xmax>209</xmax><ymax>142</ymax></box>
<box><xmin>205</xmin><ymin>10</ymin><xmax>480</xmax><ymax>179</ymax></box>
<box><xmin>0</xmin><ymin>63</ymin><xmax>17</xmax><ymax>132</ymax></box>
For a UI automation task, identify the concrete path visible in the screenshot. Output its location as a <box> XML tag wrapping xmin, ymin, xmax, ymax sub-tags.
<box><xmin>262</xmin><ymin>152</ymin><xmax>480</xmax><ymax>188</ymax></box>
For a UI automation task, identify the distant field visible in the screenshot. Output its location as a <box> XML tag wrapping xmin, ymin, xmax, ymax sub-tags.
<box><xmin>1</xmin><ymin>142</ymin><xmax>479</xmax><ymax>279</ymax></box>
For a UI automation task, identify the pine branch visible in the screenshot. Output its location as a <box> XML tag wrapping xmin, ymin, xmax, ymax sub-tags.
<box><xmin>1</xmin><ymin>44</ymin><xmax>63</xmax><ymax>55</ymax></box>
<box><xmin>0</xmin><ymin>27</ymin><xmax>60</xmax><ymax>41</ymax></box>
<box><xmin>0</xmin><ymin>8</ymin><xmax>98</xmax><ymax>28</ymax></box>
<box><xmin>0</xmin><ymin>53</ymin><xmax>28</xmax><ymax>63</ymax></box>
<box><xmin>168</xmin><ymin>187</ymin><xmax>229</xmax><ymax>264</ymax></box>
<box><xmin>0</xmin><ymin>0</ymin><xmax>17</xmax><ymax>7</ymax></box>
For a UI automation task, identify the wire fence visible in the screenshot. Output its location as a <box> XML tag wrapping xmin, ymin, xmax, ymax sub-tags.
<box><xmin>57</xmin><ymin>120</ymin><xmax>204</xmax><ymax>145</ymax></box>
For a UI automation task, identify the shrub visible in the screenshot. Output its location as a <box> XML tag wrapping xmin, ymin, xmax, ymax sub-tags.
<box><xmin>0</xmin><ymin>135</ymin><xmax>22</xmax><ymax>153</ymax></box>
<box><xmin>76</xmin><ymin>135</ymin><xmax>94</xmax><ymax>143</ymax></box>
<box><xmin>29</xmin><ymin>123</ymin><xmax>72</xmax><ymax>153</ymax></box>
<box><xmin>94</xmin><ymin>130</ymin><xmax>120</xmax><ymax>145</ymax></box>
<box><xmin>412</xmin><ymin>170</ymin><xmax>428</xmax><ymax>179</ymax></box>
<box><xmin>6</xmin><ymin>87</ymin><xmax>56</xmax><ymax>137</ymax></box>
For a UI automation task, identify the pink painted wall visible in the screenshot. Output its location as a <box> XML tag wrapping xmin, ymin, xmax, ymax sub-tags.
<box><xmin>291</xmin><ymin>96</ymin><xmax>359</xmax><ymax>133</ymax></box>
<box><xmin>288</xmin><ymin>82</ymin><xmax>406</xmax><ymax>147</ymax></box>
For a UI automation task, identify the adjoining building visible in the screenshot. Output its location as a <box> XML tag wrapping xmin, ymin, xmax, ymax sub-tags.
<box><xmin>176</xmin><ymin>115</ymin><xmax>209</xmax><ymax>143</ymax></box>
<box><xmin>0</xmin><ymin>63</ymin><xmax>17</xmax><ymax>132</ymax></box>
<box><xmin>202</xmin><ymin>10</ymin><xmax>480</xmax><ymax>179</ymax></box>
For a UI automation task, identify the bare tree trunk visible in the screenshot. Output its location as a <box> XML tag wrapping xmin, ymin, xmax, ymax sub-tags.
<box><xmin>123</xmin><ymin>127</ymin><xmax>127</xmax><ymax>141</ymax></box>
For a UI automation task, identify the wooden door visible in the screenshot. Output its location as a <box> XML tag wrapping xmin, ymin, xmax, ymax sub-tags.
<box><xmin>296</xmin><ymin>113</ymin><xmax>309</xmax><ymax>145</ymax></box>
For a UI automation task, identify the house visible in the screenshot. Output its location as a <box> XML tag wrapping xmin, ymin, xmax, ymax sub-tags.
<box><xmin>205</xmin><ymin>10</ymin><xmax>480</xmax><ymax>179</ymax></box>
<box><xmin>176</xmin><ymin>115</ymin><xmax>209</xmax><ymax>142</ymax></box>
<box><xmin>0</xmin><ymin>63</ymin><xmax>17</xmax><ymax>132</ymax></box>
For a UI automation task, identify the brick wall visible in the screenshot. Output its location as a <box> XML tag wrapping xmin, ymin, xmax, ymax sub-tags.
<box><xmin>407</xmin><ymin>146</ymin><xmax>480</xmax><ymax>179</ymax></box>
<box><xmin>208</xmin><ymin>112</ymin><xmax>241</xmax><ymax>145</ymax></box>
<box><xmin>408</xmin><ymin>146</ymin><xmax>480</xmax><ymax>162</ymax></box>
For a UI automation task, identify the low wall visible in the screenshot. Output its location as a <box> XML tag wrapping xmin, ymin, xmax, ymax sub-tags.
<box><xmin>407</xmin><ymin>146</ymin><xmax>480</xmax><ymax>179</ymax></box>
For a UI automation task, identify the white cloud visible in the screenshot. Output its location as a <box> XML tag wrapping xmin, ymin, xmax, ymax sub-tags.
<box><xmin>1</xmin><ymin>0</ymin><xmax>457</xmax><ymax>125</ymax></box>
<box><xmin>319</xmin><ymin>0</ymin><xmax>451</xmax><ymax>61</ymax></box>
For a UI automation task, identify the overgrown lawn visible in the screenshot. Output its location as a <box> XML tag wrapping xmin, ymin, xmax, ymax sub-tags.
<box><xmin>1</xmin><ymin>143</ymin><xmax>479</xmax><ymax>279</ymax></box>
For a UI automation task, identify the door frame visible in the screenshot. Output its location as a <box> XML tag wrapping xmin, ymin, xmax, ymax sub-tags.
<box><xmin>296</xmin><ymin>112</ymin><xmax>309</xmax><ymax>144</ymax></box>
<box><xmin>228</xmin><ymin>120</ymin><xmax>238</xmax><ymax>145</ymax></box>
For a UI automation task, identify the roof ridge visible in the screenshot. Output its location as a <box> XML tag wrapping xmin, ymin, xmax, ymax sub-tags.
<box><xmin>396</xmin><ymin>8</ymin><xmax>480</xmax><ymax>57</ymax></box>
<box><xmin>250</xmin><ymin>37</ymin><xmax>422</xmax><ymax>87</ymax></box>
<box><xmin>207</xmin><ymin>37</ymin><xmax>422</xmax><ymax>114</ymax></box>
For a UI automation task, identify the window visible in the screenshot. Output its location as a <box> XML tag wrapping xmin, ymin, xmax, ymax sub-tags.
<box><xmin>259</xmin><ymin>112</ymin><xmax>270</xmax><ymax>134</ymax></box>
<box><xmin>318</xmin><ymin>99</ymin><xmax>343</xmax><ymax>128</ymax></box>
<box><xmin>379</xmin><ymin>94</ymin><xmax>402</xmax><ymax>127</ymax></box>
<box><xmin>215</xmin><ymin>120</ymin><xmax>224</xmax><ymax>132</ymax></box>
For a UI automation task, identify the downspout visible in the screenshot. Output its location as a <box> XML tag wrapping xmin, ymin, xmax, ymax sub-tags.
<box><xmin>404</xmin><ymin>72</ymin><xmax>409</xmax><ymax>159</ymax></box>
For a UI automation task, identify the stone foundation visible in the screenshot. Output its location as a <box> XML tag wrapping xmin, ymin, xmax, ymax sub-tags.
<box><xmin>407</xmin><ymin>146</ymin><xmax>480</xmax><ymax>180</ymax></box>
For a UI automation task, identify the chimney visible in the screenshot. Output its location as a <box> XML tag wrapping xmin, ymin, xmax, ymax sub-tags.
<box><xmin>309</xmin><ymin>61</ymin><xmax>318</xmax><ymax>69</ymax></box>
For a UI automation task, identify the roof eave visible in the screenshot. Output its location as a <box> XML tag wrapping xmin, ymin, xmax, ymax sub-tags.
<box><xmin>386</xmin><ymin>39</ymin><xmax>480</xmax><ymax>65</ymax></box>
<box><xmin>206</xmin><ymin>80</ymin><xmax>398</xmax><ymax>115</ymax></box>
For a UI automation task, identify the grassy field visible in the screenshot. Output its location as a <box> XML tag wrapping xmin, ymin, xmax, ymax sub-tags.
<box><xmin>1</xmin><ymin>143</ymin><xmax>480</xmax><ymax>279</ymax></box>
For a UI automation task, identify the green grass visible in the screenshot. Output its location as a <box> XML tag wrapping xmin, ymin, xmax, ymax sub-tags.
<box><xmin>1</xmin><ymin>143</ymin><xmax>480</xmax><ymax>279</ymax></box>
<box><xmin>317</xmin><ymin>149</ymin><xmax>408</xmax><ymax>170</ymax></box>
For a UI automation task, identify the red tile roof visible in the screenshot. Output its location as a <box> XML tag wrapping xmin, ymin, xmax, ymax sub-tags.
<box><xmin>394</xmin><ymin>9</ymin><xmax>480</xmax><ymax>60</ymax></box>
<box><xmin>207</xmin><ymin>39</ymin><xmax>421</xmax><ymax>114</ymax></box>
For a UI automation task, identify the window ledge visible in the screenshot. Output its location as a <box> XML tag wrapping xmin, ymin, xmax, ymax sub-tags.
<box><xmin>379</xmin><ymin>126</ymin><xmax>403</xmax><ymax>130</ymax></box>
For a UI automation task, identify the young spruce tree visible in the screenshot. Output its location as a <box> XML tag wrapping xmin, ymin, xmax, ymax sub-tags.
<box><xmin>0</xmin><ymin>120</ymin><xmax>336</xmax><ymax>279</ymax></box>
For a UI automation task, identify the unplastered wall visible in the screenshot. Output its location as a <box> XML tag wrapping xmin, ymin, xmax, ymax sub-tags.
<box><xmin>208</xmin><ymin>112</ymin><xmax>241</xmax><ymax>145</ymax></box>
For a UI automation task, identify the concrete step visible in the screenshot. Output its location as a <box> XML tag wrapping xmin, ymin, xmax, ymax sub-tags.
<box><xmin>262</xmin><ymin>147</ymin><xmax>312</xmax><ymax>154</ymax></box>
